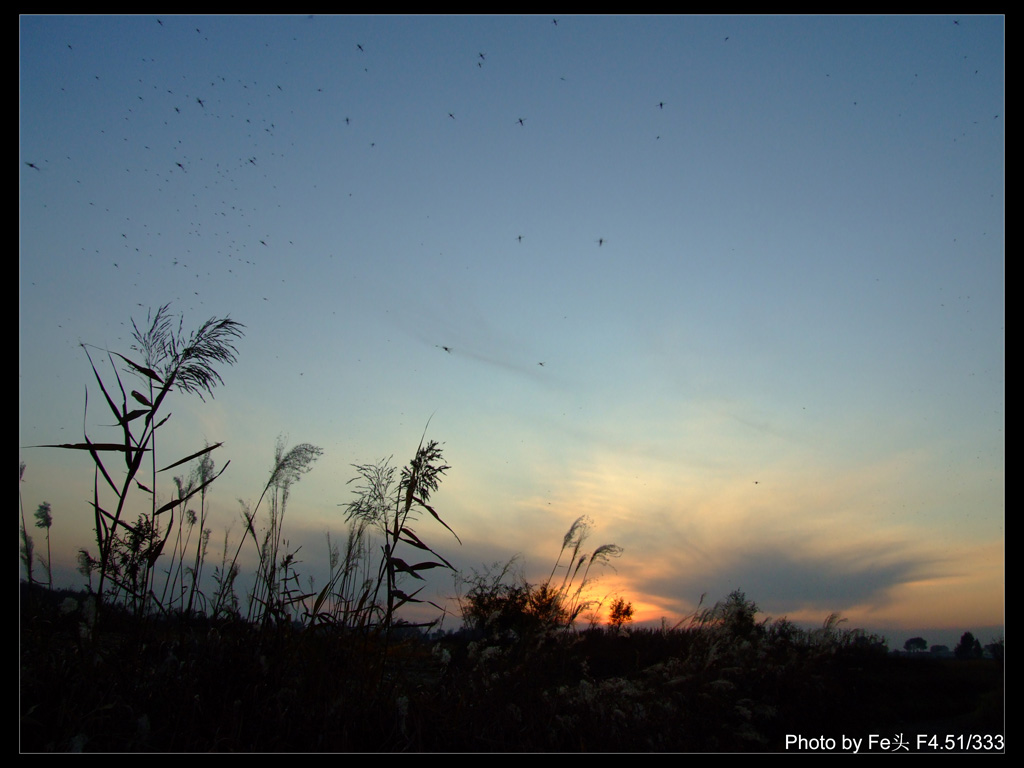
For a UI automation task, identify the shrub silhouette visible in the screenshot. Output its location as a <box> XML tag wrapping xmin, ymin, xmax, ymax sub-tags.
<box><xmin>608</xmin><ymin>596</ymin><xmax>634</xmax><ymax>629</ymax></box>
<box><xmin>460</xmin><ymin>563</ymin><xmax>570</xmax><ymax>640</ymax></box>
<box><xmin>955</xmin><ymin>631</ymin><xmax>983</xmax><ymax>660</ymax></box>
<box><xmin>459</xmin><ymin>516</ymin><xmax>623</xmax><ymax>642</ymax></box>
<box><xmin>699</xmin><ymin>589</ymin><xmax>761</xmax><ymax>640</ymax></box>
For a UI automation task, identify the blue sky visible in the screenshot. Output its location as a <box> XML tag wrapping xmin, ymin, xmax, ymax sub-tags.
<box><xmin>20</xmin><ymin>14</ymin><xmax>1003</xmax><ymax>648</ymax></box>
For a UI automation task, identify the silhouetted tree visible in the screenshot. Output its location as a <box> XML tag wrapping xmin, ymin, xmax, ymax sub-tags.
<box><xmin>710</xmin><ymin>589</ymin><xmax>760</xmax><ymax>639</ymax></box>
<box><xmin>904</xmin><ymin>636</ymin><xmax>927</xmax><ymax>653</ymax></box>
<box><xmin>609</xmin><ymin>596</ymin><xmax>634</xmax><ymax>629</ymax></box>
<box><xmin>955</xmin><ymin>631</ymin><xmax>983</xmax><ymax>660</ymax></box>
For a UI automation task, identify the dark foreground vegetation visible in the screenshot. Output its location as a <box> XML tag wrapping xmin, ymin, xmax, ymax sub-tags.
<box><xmin>20</xmin><ymin>582</ymin><xmax>1003</xmax><ymax>753</ymax></box>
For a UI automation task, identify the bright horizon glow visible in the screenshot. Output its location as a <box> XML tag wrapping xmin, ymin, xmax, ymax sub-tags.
<box><xmin>19</xmin><ymin>14</ymin><xmax>1003</xmax><ymax>651</ymax></box>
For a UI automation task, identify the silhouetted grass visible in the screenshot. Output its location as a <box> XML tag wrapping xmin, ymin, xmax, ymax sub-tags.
<box><xmin>19</xmin><ymin>580</ymin><xmax>1003</xmax><ymax>752</ymax></box>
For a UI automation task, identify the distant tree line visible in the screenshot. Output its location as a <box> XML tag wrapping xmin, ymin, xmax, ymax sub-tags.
<box><xmin>902</xmin><ymin>632</ymin><xmax>1002</xmax><ymax>661</ymax></box>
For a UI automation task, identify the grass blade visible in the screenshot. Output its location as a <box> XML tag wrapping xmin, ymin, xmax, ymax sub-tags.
<box><xmin>411</xmin><ymin>496</ymin><xmax>462</xmax><ymax>544</ymax></box>
<box><xmin>158</xmin><ymin>442</ymin><xmax>223</xmax><ymax>473</ymax></box>
<box><xmin>110</xmin><ymin>351</ymin><xmax>164</xmax><ymax>384</ymax></box>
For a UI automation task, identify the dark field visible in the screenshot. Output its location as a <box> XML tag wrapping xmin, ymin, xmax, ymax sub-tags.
<box><xmin>19</xmin><ymin>583</ymin><xmax>1003</xmax><ymax>753</ymax></box>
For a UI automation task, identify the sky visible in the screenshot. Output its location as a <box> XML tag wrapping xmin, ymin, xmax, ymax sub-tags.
<box><xmin>19</xmin><ymin>14</ymin><xmax>1003</xmax><ymax>650</ymax></box>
